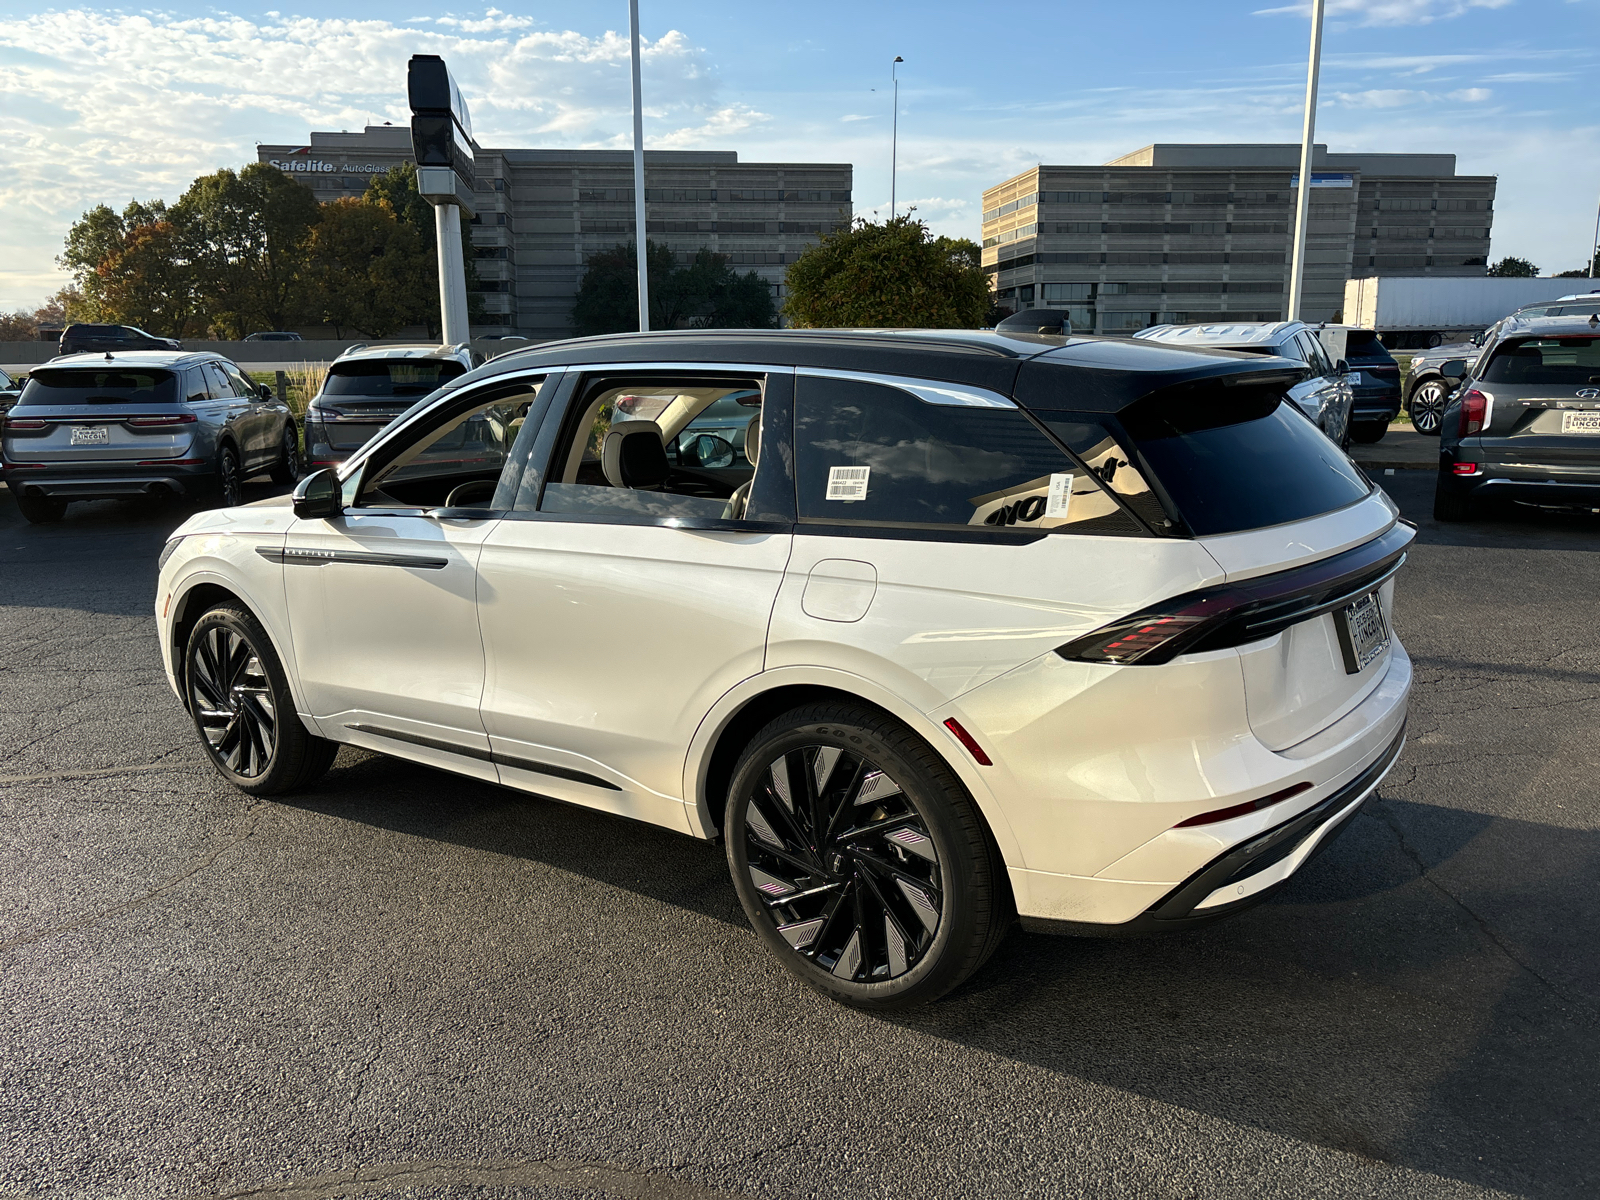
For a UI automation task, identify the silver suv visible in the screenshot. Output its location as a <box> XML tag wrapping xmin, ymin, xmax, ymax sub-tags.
<box><xmin>303</xmin><ymin>343</ymin><xmax>481</xmax><ymax>467</ymax></box>
<box><xmin>1</xmin><ymin>351</ymin><xmax>298</xmax><ymax>523</ymax></box>
<box><xmin>1133</xmin><ymin>321</ymin><xmax>1356</xmax><ymax>447</ymax></box>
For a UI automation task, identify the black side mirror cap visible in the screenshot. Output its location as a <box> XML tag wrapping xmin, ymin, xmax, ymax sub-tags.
<box><xmin>1336</xmin><ymin>358</ymin><xmax>1350</xmax><ymax>376</ymax></box>
<box><xmin>1438</xmin><ymin>359</ymin><xmax>1468</xmax><ymax>381</ymax></box>
<box><xmin>292</xmin><ymin>467</ymin><xmax>343</xmax><ymax>519</ymax></box>
<box><xmin>258</xmin><ymin>383</ymin><xmax>274</xmax><ymax>400</ymax></box>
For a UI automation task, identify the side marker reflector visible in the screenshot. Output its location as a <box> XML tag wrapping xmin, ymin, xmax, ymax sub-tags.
<box><xmin>1174</xmin><ymin>782</ymin><xmax>1313</xmax><ymax>829</ymax></box>
<box><xmin>943</xmin><ymin>718</ymin><xmax>992</xmax><ymax>766</ymax></box>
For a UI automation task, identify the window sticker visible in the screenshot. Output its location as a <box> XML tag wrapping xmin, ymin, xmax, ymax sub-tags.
<box><xmin>1045</xmin><ymin>473</ymin><xmax>1074</xmax><ymax>519</ymax></box>
<box><xmin>826</xmin><ymin>465</ymin><xmax>870</xmax><ymax>501</ymax></box>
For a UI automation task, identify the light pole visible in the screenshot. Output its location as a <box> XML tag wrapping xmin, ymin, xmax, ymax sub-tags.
<box><xmin>1590</xmin><ymin>188</ymin><xmax>1599</xmax><ymax>278</ymax></box>
<box><xmin>1287</xmin><ymin>0</ymin><xmax>1326</xmax><ymax>322</ymax></box>
<box><xmin>891</xmin><ymin>56</ymin><xmax>903</xmax><ymax>220</ymax></box>
<box><xmin>629</xmin><ymin>0</ymin><xmax>650</xmax><ymax>331</ymax></box>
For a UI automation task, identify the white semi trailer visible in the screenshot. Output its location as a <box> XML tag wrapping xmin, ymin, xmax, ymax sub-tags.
<box><xmin>1343</xmin><ymin>276</ymin><xmax>1597</xmax><ymax>348</ymax></box>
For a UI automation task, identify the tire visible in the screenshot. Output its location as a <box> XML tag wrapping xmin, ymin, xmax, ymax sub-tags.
<box><xmin>1408</xmin><ymin>380</ymin><xmax>1449</xmax><ymax>436</ymax></box>
<box><xmin>267</xmin><ymin>422</ymin><xmax>301</xmax><ymax>485</ymax></box>
<box><xmin>1350</xmin><ymin>421</ymin><xmax>1388</xmax><ymax>444</ymax></box>
<box><xmin>1433</xmin><ymin>471</ymin><xmax>1473</xmax><ymax>522</ymax></box>
<box><xmin>184</xmin><ymin>604</ymin><xmax>339</xmax><ymax>796</ymax></box>
<box><xmin>213</xmin><ymin>443</ymin><xmax>244</xmax><ymax>508</ymax></box>
<box><xmin>15</xmin><ymin>493</ymin><xmax>67</xmax><ymax>524</ymax></box>
<box><xmin>725</xmin><ymin>702</ymin><xmax>1012</xmax><ymax>1009</ymax></box>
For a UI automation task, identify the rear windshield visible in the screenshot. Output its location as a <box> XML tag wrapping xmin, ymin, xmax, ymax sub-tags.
<box><xmin>324</xmin><ymin>360</ymin><xmax>466</xmax><ymax>398</ymax></box>
<box><xmin>1344</xmin><ymin>331</ymin><xmax>1393</xmax><ymax>362</ymax></box>
<box><xmin>18</xmin><ymin>368</ymin><xmax>179</xmax><ymax>406</ymax></box>
<box><xmin>1108</xmin><ymin>385</ymin><xmax>1371</xmax><ymax>536</ymax></box>
<box><xmin>1482</xmin><ymin>337</ymin><xmax>1600</xmax><ymax>386</ymax></box>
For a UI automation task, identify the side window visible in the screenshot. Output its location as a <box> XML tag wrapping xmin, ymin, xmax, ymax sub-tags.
<box><xmin>354</xmin><ymin>379</ymin><xmax>548</xmax><ymax>510</ymax></box>
<box><xmin>1038</xmin><ymin>418</ymin><xmax>1173</xmax><ymax>533</ymax></box>
<box><xmin>184</xmin><ymin>368</ymin><xmax>210</xmax><ymax>404</ymax></box>
<box><xmin>202</xmin><ymin>363</ymin><xmax>236</xmax><ymax>399</ymax></box>
<box><xmin>794</xmin><ymin>375</ymin><xmax>1144</xmax><ymax>535</ymax></box>
<box><xmin>220</xmin><ymin>362</ymin><xmax>256</xmax><ymax>398</ymax></box>
<box><xmin>537</xmin><ymin>374</ymin><xmax>767</xmax><ymax>522</ymax></box>
<box><xmin>1275</xmin><ymin>339</ymin><xmax>1306</xmax><ymax>365</ymax></box>
<box><xmin>1297</xmin><ymin>332</ymin><xmax>1333</xmax><ymax>375</ymax></box>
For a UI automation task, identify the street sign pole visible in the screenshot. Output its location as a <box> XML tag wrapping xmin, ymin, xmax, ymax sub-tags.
<box><xmin>630</xmin><ymin>0</ymin><xmax>650</xmax><ymax>332</ymax></box>
<box><xmin>1287</xmin><ymin>0</ymin><xmax>1326</xmax><ymax>322</ymax></box>
<box><xmin>408</xmin><ymin>54</ymin><xmax>477</xmax><ymax>346</ymax></box>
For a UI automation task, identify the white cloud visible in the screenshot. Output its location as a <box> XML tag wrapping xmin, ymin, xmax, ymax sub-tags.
<box><xmin>1448</xmin><ymin>87</ymin><xmax>1494</xmax><ymax>101</ymax></box>
<box><xmin>1254</xmin><ymin>0</ymin><xmax>1515</xmax><ymax>25</ymax></box>
<box><xmin>0</xmin><ymin>9</ymin><xmax>738</xmax><ymax>308</ymax></box>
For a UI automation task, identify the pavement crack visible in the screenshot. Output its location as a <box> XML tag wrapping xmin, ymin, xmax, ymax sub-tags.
<box><xmin>0</xmin><ymin>802</ymin><xmax>266</xmax><ymax>953</ymax></box>
<box><xmin>1372</xmin><ymin>801</ymin><xmax>1591</xmax><ymax>1014</ymax></box>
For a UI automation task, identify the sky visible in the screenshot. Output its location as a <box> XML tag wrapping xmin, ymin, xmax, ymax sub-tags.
<box><xmin>2</xmin><ymin>0</ymin><xmax>1598</xmax><ymax>311</ymax></box>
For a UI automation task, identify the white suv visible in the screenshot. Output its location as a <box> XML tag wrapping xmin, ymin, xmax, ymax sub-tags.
<box><xmin>155</xmin><ymin>329</ymin><xmax>1412</xmax><ymax>1009</ymax></box>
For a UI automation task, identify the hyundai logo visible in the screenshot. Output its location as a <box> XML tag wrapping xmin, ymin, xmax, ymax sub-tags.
<box><xmin>1578</xmin><ymin>388</ymin><xmax>1600</xmax><ymax>399</ymax></box>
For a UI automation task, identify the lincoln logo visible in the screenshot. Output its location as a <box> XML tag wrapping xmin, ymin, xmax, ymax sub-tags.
<box><xmin>1578</xmin><ymin>388</ymin><xmax>1600</xmax><ymax>399</ymax></box>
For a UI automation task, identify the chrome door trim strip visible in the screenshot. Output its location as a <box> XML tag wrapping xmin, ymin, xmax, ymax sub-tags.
<box><xmin>796</xmin><ymin>367</ymin><xmax>1016</xmax><ymax>409</ymax></box>
<box><xmin>256</xmin><ymin>546</ymin><xmax>449</xmax><ymax>569</ymax></box>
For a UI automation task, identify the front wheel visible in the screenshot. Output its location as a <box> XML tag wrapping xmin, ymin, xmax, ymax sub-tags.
<box><xmin>725</xmin><ymin>702</ymin><xmax>1012</xmax><ymax>1009</ymax></box>
<box><xmin>185</xmin><ymin>605</ymin><xmax>339</xmax><ymax>795</ymax></box>
<box><xmin>1408</xmin><ymin>381</ymin><xmax>1449</xmax><ymax>436</ymax></box>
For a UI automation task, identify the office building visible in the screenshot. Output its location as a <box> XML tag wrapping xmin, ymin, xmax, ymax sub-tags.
<box><xmin>981</xmin><ymin>143</ymin><xmax>1495</xmax><ymax>332</ymax></box>
<box><xmin>260</xmin><ymin>126</ymin><xmax>852</xmax><ymax>340</ymax></box>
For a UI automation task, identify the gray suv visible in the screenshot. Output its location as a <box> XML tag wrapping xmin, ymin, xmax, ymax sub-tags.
<box><xmin>303</xmin><ymin>343</ymin><xmax>481</xmax><ymax>467</ymax></box>
<box><xmin>1</xmin><ymin>351</ymin><xmax>298</xmax><ymax>523</ymax></box>
<box><xmin>1434</xmin><ymin>314</ymin><xmax>1600</xmax><ymax>520</ymax></box>
<box><xmin>1133</xmin><ymin>321</ymin><xmax>1355</xmax><ymax>446</ymax></box>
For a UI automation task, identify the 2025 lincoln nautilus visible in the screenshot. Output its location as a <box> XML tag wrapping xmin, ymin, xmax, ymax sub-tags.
<box><xmin>156</xmin><ymin>328</ymin><xmax>1411</xmax><ymax>1008</ymax></box>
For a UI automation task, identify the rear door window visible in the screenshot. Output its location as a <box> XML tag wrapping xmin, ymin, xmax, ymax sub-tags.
<box><xmin>1108</xmin><ymin>384</ymin><xmax>1371</xmax><ymax>536</ymax></box>
<box><xmin>17</xmin><ymin>368</ymin><xmax>179</xmax><ymax>406</ymax></box>
<box><xmin>794</xmin><ymin>375</ymin><xmax>1144</xmax><ymax>536</ymax></box>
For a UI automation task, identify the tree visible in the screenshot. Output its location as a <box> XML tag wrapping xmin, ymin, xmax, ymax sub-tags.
<box><xmin>57</xmin><ymin>200</ymin><xmax>172</xmax><ymax>324</ymax></box>
<box><xmin>363</xmin><ymin>162</ymin><xmax>483</xmax><ymax>336</ymax></box>
<box><xmin>1554</xmin><ymin>255</ymin><xmax>1599</xmax><ymax>278</ymax></box>
<box><xmin>93</xmin><ymin>220</ymin><xmax>196</xmax><ymax>335</ymax></box>
<box><xmin>1487</xmin><ymin>256</ymin><xmax>1539</xmax><ymax>278</ymax></box>
<box><xmin>307</xmin><ymin>197</ymin><xmax>435</xmax><ymax>337</ymax></box>
<box><xmin>571</xmin><ymin>241</ymin><xmax>777</xmax><ymax>335</ymax></box>
<box><xmin>782</xmin><ymin>213</ymin><xmax>991</xmax><ymax>329</ymax></box>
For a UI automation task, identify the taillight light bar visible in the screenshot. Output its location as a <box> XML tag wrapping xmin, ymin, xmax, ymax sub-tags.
<box><xmin>1056</xmin><ymin>523</ymin><xmax>1414</xmax><ymax>666</ymax></box>
<box><xmin>126</xmin><ymin>414</ymin><xmax>198</xmax><ymax>427</ymax></box>
<box><xmin>3</xmin><ymin>418</ymin><xmax>49</xmax><ymax>431</ymax></box>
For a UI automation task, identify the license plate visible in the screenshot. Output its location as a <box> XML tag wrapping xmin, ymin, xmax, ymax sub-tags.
<box><xmin>1561</xmin><ymin>410</ymin><xmax>1600</xmax><ymax>434</ymax></box>
<box><xmin>70</xmin><ymin>425</ymin><xmax>110</xmax><ymax>445</ymax></box>
<box><xmin>1347</xmin><ymin>372</ymin><xmax>1362</xmax><ymax>385</ymax></box>
<box><xmin>1335</xmin><ymin>592</ymin><xmax>1389</xmax><ymax>675</ymax></box>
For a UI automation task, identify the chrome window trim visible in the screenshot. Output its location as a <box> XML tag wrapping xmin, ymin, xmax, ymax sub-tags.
<box><xmin>545</xmin><ymin>361</ymin><xmax>796</xmax><ymax>378</ymax></box>
<box><xmin>797</xmin><ymin>367</ymin><xmax>1017</xmax><ymax>409</ymax></box>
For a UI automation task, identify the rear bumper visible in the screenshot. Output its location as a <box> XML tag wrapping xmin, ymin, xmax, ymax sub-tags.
<box><xmin>1439</xmin><ymin>453</ymin><xmax>1600</xmax><ymax>508</ymax></box>
<box><xmin>1020</xmin><ymin>724</ymin><xmax>1404</xmax><ymax>936</ymax></box>
<box><xmin>2</xmin><ymin>460</ymin><xmax>217</xmax><ymax>500</ymax></box>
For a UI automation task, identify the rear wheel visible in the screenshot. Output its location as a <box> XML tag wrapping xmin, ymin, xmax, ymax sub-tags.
<box><xmin>1408</xmin><ymin>380</ymin><xmax>1449</xmax><ymax>436</ymax></box>
<box><xmin>15</xmin><ymin>493</ymin><xmax>67</xmax><ymax>524</ymax></box>
<box><xmin>214</xmin><ymin>444</ymin><xmax>243</xmax><ymax>508</ymax></box>
<box><xmin>267</xmin><ymin>423</ymin><xmax>301</xmax><ymax>485</ymax></box>
<box><xmin>1350</xmin><ymin>421</ymin><xmax>1388</xmax><ymax>444</ymax></box>
<box><xmin>1433</xmin><ymin>471</ymin><xmax>1473</xmax><ymax>522</ymax></box>
<box><xmin>725</xmin><ymin>702</ymin><xmax>1012</xmax><ymax>1009</ymax></box>
<box><xmin>184</xmin><ymin>604</ymin><xmax>339</xmax><ymax>795</ymax></box>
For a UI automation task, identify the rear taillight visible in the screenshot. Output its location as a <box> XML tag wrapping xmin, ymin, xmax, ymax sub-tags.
<box><xmin>126</xmin><ymin>414</ymin><xmax>197</xmax><ymax>427</ymax></box>
<box><xmin>1458</xmin><ymin>388</ymin><xmax>1488</xmax><ymax>436</ymax></box>
<box><xmin>3</xmin><ymin>418</ymin><xmax>48</xmax><ymax>431</ymax></box>
<box><xmin>306</xmin><ymin>403</ymin><xmax>344</xmax><ymax>418</ymax></box>
<box><xmin>1056</xmin><ymin>523</ymin><xmax>1413</xmax><ymax>666</ymax></box>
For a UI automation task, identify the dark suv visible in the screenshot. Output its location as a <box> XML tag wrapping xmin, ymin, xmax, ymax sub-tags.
<box><xmin>2</xmin><ymin>351</ymin><xmax>298</xmax><ymax>523</ymax></box>
<box><xmin>303</xmin><ymin>343</ymin><xmax>480</xmax><ymax>466</ymax></box>
<box><xmin>59</xmin><ymin>324</ymin><xmax>183</xmax><ymax>355</ymax></box>
<box><xmin>1434</xmin><ymin>314</ymin><xmax>1600</xmax><ymax>520</ymax></box>
<box><xmin>1338</xmin><ymin>328</ymin><xmax>1402</xmax><ymax>443</ymax></box>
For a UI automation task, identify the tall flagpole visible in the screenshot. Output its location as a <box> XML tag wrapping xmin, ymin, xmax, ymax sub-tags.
<box><xmin>629</xmin><ymin>0</ymin><xmax>650</xmax><ymax>331</ymax></box>
<box><xmin>891</xmin><ymin>56</ymin><xmax>903</xmax><ymax>219</ymax></box>
<box><xmin>1287</xmin><ymin>0</ymin><xmax>1326</xmax><ymax>321</ymax></box>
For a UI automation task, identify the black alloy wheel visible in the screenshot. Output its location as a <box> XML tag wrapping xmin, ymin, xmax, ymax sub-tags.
<box><xmin>215</xmin><ymin>444</ymin><xmax>244</xmax><ymax>508</ymax></box>
<box><xmin>268</xmin><ymin>422</ymin><xmax>301</xmax><ymax>485</ymax></box>
<box><xmin>184</xmin><ymin>605</ymin><xmax>339</xmax><ymax>795</ymax></box>
<box><xmin>726</xmin><ymin>703</ymin><xmax>1011</xmax><ymax>1008</ymax></box>
<box><xmin>1409</xmin><ymin>380</ymin><xmax>1449</xmax><ymax>436</ymax></box>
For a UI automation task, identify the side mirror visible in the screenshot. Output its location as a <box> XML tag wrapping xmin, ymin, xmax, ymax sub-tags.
<box><xmin>258</xmin><ymin>383</ymin><xmax>274</xmax><ymax>401</ymax></box>
<box><xmin>1438</xmin><ymin>359</ymin><xmax>1468</xmax><ymax>382</ymax></box>
<box><xmin>682</xmin><ymin>433</ymin><xmax>736</xmax><ymax>469</ymax></box>
<box><xmin>1470</xmin><ymin>332</ymin><xmax>1485</xmax><ymax>347</ymax></box>
<box><xmin>292</xmin><ymin>467</ymin><xmax>343</xmax><ymax>520</ymax></box>
<box><xmin>1335</xmin><ymin>358</ymin><xmax>1350</xmax><ymax>376</ymax></box>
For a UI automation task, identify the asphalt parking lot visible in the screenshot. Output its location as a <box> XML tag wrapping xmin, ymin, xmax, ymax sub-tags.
<box><xmin>1</xmin><ymin>470</ymin><xmax>1596</xmax><ymax>1200</ymax></box>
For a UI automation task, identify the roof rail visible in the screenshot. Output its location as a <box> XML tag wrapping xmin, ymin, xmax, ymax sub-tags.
<box><xmin>338</xmin><ymin>343</ymin><xmax>369</xmax><ymax>357</ymax></box>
